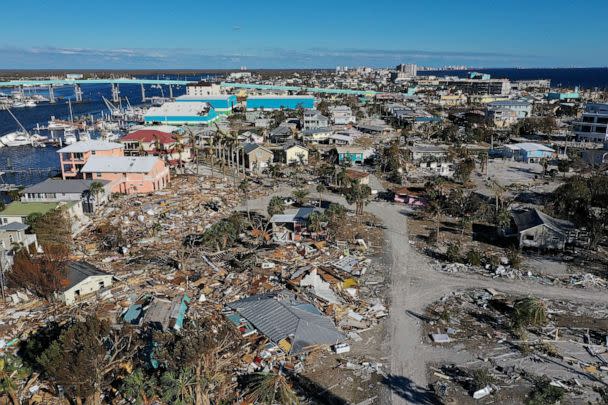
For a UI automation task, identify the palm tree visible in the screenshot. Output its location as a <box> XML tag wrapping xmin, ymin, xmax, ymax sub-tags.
<box><xmin>89</xmin><ymin>181</ymin><xmax>104</xmax><ymax>202</ymax></box>
<box><xmin>292</xmin><ymin>188</ymin><xmax>309</xmax><ymax>207</ymax></box>
<box><xmin>343</xmin><ymin>182</ymin><xmax>372</xmax><ymax>216</ymax></box>
<box><xmin>120</xmin><ymin>369</ymin><xmax>156</xmax><ymax>405</ymax></box>
<box><xmin>513</xmin><ymin>297</ymin><xmax>548</xmax><ymax>328</ymax></box>
<box><xmin>245</xmin><ymin>372</ymin><xmax>299</xmax><ymax>405</ymax></box>
<box><xmin>267</xmin><ymin>196</ymin><xmax>286</xmax><ymax>217</ymax></box>
<box><xmin>160</xmin><ymin>368</ymin><xmax>196</xmax><ymax>405</ymax></box>
<box><xmin>315</xmin><ymin>184</ymin><xmax>327</xmax><ymax>207</ymax></box>
<box><xmin>307</xmin><ymin>211</ymin><xmax>325</xmax><ymax>237</ymax></box>
<box><xmin>0</xmin><ymin>354</ymin><xmax>30</xmax><ymax>405</ymax></box>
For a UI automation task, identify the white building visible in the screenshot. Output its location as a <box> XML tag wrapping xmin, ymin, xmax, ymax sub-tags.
<box><xmin>58</xmin><ymin>261</ymin><xmax>113</xmax><ymax>305</ymax></box>
<box><xmin>573</xmin><ymin>103</ymin><xmax>608</xmax><ymax>142</ymax></box>
<box><xmin>486</xmin><ymin>100</ymin><xmax>532</xmax><ymax>119</ymax></box>
<box><xmin>397</xmin><ymin>63</ymin><xmax>417</xmax><ymax>76</ymax></box>
<box><xmin>303</xmin><ymin>110</ymin><xmax>329</xmax><ymax>129</ymax></box>
<box><xmin>186</xmin><ymin>82</ymin><xmax>222</xmax><ymax>96</ymax></box>
<box><xmin>329</xmin><ymin>105</ymin><xmax>356</xmax><ymax>125</ymax></box>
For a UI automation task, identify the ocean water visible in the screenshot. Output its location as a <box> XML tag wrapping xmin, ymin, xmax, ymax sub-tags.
<box><xmin>418</xmin><ymin>67</ymin><xmax>608</xmax><ymax>89</ymax></box>
<box><xmin>0</xmin><ymin>74</ymin><xmax>214</xmax><ymax>186</ymax></box>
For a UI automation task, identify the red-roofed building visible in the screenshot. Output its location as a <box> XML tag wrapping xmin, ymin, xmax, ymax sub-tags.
<box><xmin>120</xmin><ymin>129</ymin><xmax>192</xmax><ymax>166</ymax></box>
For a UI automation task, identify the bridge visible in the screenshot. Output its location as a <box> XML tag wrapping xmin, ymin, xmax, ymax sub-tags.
<box><xmin>0</xmin><ymin>78</ymin><xmax>194</xmax><ymax>87</ymax></box>
<box><xmin>0</xmin><ymin>78</ymin><xmax>196</xmax><ymax>103</ymax></box>
<box><xmin>0</xmin><ymin>77</ymin><xmax>381</xmax><ymax>103</ymax></box>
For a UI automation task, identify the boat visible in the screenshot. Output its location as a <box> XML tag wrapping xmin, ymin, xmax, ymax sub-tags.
<box><xmin>78</xmin><ymin>130</ymin><xmax>91</xmax><ymax>142</ymax></box>
<box><xmin>12</xmin><ymin>101</ymin><xmax>26</xmax><ymax>108</ymax></box>
<box><xmin>100</xmin><ymin>131</ymin><xmax>120</xmax><ymax>142</ymax></box>
<box><xmin>25</xmin><ymin>100</ymin><xmax>37</xmax><ymax>108</ymax></box>
<box><xmin>64</xmin><ymin>129</ymin><xmax>77</xmax><ymax>145</ymax></box>
<box><xmin>1</xmin><ymin>132</ymin><xmax>32</xmax><ymax>147</ymax></box>
<box><xmin>48</xmin><ymin>117</ymin><xmax>74</xmax><ymax>131</ymax></box>
<box><xmin>31</xmin><ymin>133</ymin><xmax>49</xmax><ymax>143</ymax></box>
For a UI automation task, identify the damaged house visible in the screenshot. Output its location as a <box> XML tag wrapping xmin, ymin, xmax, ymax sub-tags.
<box><xmin>226</xmin><ymin>291</ymin><xmax>344</xmax><ymax>354</ymax></box>
<box><xmin>58</xmin><ymin>261</ymin><xmax>114</xmax><ymax>305</ymax></box>
<box><xmin>270</xmin><ymin>207</ymin><xmax>320</xmax><ymax>244</ymax></box>
<box><xmin>509</xmin><ymin>208</ymin><xmax>576</xmax><ymax>250</ymax></box>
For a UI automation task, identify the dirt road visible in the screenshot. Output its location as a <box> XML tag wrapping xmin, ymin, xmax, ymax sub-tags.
<box><xmin>368</xmin><ymin>201</ymin><xmax>607</xmax><ymax>405</ymax></box>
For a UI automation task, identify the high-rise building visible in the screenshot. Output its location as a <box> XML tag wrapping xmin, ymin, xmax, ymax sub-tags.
<box><xmin>573</xmin><ymin>103</ymin><xmax>608</xmax><ymax>142</ymax></box>
<box><xmin>396</xmin><ymin>63</ymin><xmax>417</xmax><ymax>77</ymax></box>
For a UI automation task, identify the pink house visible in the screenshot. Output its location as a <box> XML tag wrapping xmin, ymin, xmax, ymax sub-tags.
<box><xmin>80</xmin><ymin>156</ymin><xmax>170</xmax><ymax>194</ymax></box>
<box><xmin>57</xmin><ymin>141</ymin><xmax>124</xmax><ymax>179</ymax></box>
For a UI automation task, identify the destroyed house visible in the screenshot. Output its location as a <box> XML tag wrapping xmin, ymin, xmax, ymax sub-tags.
<box><xmin>510</xmin><ymin>209</ymin><xmax>576</xmax><ymax>250</ymax></box>
<box><xmin>140</xmin><ymin>294</ymin><xmax>191</xmax><ymax>332</ymax></box>
<box><xmin>227</xmin><ymin>291</ymin><xmax>343</xmax><ymax>354</ymax></box>
<box><xmin>270</xmin><ymin>207</ymin><xmax>319</xmax><ymax>243</ymax></box>
<box><xmin>58</xmin><ymin>261</ymin><xmax>113</xmax><ymax>305</ymax></box>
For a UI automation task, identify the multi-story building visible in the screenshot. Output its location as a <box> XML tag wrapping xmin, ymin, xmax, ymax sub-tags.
<box><xmin>185</xmin><ymin>82</ymin><xmax>222</xmax><ymax>96</ymax></box>
<box><xmin>303</xmin><ymin>110</ymin><xmax>329</xmax><ymax>129</ymax></box>
<box><xmin>329</xmin><ymin>105</ymin><xmax>356</xmax><ymax>125</ymax></box>
<box><xmin>396</xmin><ymin>63</ymin><xmax>417</xmax><ymax>76</ymax></box>
<box><xmin>120</xmin><ymin>129</ymin><xmax>192</xmax><ymax>165</ymax></box>
<box><xmin>486</xmin><ymin>100</ymin><xmax>532</xmax><ymax>119</ymax></box>
<box><xmin>57</xmin><ymin>140</ymin><xmax>124</xmax><ymax>179</ymax></box>
<box><xmin>573</xmin><ymin>103</ymin><xmax>608</xmax><ymax>142</ymax></box>
<box><xmin>440</xmin><ymin>77</ymin><xmax>511</xmax><ymax>95</ymax></box>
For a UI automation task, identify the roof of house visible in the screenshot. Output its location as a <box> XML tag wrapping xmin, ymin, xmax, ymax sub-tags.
<box><xmin>512</xmin><ymin>209</ymin><xmax>575</xmax><ymax>234</ymax></box>
<box><xmin>282</xmin><ymin>143</ymin><xmax>308</xmax><ymax>152</ymax></box>
<box><xmin>345</xmin><ymin>169</ymin><xmax>369</xmax><ymax>180</ymax></box>
<box><xmin>57</xmin><ymin>140</ymin><xmax>124</xmax><ymax>153</ymax></box>
<box><xmin>488</xmin><ymin>100</ymin><xmax>531</xmax><ymax>107</ymax></box>
<box><xmin>121</xmin><ymin>129</ymin><xmax>177</xmax><ymax>144</ymax></box>
<box><xmin>335</xmin><ymin>146</ymin><xmax>366</xmax><ymax>154</ymax></box>
<box><xmin>505</xmin><ymin>143</ymin><xmax>555</xmax><ymax>153</ymax></box>
<box><xmin>0</xmin><ymin>201</ymin><xmax>60</xmax><ymax>217</ymax></box>
<box><xmin>0</xmin><ymin>222</ymin><xmax>29</xmax><ymax>232</ymax></box>
<box><xmin>144</xmin><ymin>102</ymin><xmax>212</xmax><ymax>117</ymax></box>
<box><xmin>227</xmin><ymin>291</ymin><xmax>343</xmax><ymax>354</ymax></box>
<box><xmin>270</xmin><ymin>207</ymin><xmax>317</xmax><ymax>223</ymax></box>
<box><xmin>81</xmin><ymin>156</ymin><xmax>162</xmax><ymax>173</ymax></box>
<box><xmin>63</xmin><ymin>261</ymin><xmax>110</xmax><ymax>291</ymax></box>
<box><xmin>23</xmin><ymin>178</ymin><xmax>110</xmax><ymax>195</ymax></box>
<box><xmin>242</xmin><ymin>143</ymin><xmax>273</xmax><ymax>155</ymax></box>
<box><xmin>270</xmin><ymin>126</ymin><xmax>292</xmax><ymax>136</ymax></box>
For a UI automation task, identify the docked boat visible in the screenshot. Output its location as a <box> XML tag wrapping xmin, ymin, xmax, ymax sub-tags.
<box><xmin>64</xmin><ymin>129</ymin><xmax>77</xmax><ymax>145</ymax></box>
<box><xmin>25</xmin><ymin>100</ymin><xmax>37</xmax><ymax>108</ymax></box>
<box><xmin>78</xmin><ymin>130</ymin><xmax>91</xmax><ymax>142</ymax></box>
<box><xmin>1</xmin><ymin>131</ymin><xmax>32</xmax><ymax>147</ymax></box>
<box><xmin>12</xmin><ymin>101</ymin><xmax>26</xmax><ymax>108</ymax></box>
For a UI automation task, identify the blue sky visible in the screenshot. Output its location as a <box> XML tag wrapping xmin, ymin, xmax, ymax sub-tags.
<box><xmin>1</xmin><ymin>0</ymin><xmax>607</xmax><ymax>69</ymax></box>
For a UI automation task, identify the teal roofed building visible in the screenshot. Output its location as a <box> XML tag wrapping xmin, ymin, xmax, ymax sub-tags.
<box><xmin>144</xmin><ymin>102</ymin><xmax>219</xmax><ymax>125</ymax></box>
<box><xmin>175</xmin><ymin>94</ymin><xmax>237</xmax><ymax>114</ymax></box>
<box><xmin>547</xmin><ymin>87</ymin><xmax>580</xmax><ymax>101</ymax></box>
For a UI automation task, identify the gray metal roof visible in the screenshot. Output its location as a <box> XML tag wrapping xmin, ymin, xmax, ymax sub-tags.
<box><xmin>512</xmin><ymin>209</ymin><xmax>575</xmax><ymax>234</ymax></box>
<box><xmin>0</xmin><ymin>222</ymin><xmax>29</xmax><ymax>232</ymax></box>
<box><xmin>227</xmin><ymin>291</ymin><xmax>343</xmax><ymax>353</ymax></box>
<box><xmin>23</xmin><ymin>178</ymin><xmax>110</xmax><ymax>195</ymax></box>
<box><xmin>270</xmin><ymin>207</ymin><xmax>316</xmax><ymax>223</ymax></box>
<box><xmin>57</xmin><ymin>140</ymin><xmax>124</xmax><ymax>153</ymax></box>
<box><xmin>64</xmin><ymin>261</ymin><xmax>109</xmax><ymax>291</ymax></box>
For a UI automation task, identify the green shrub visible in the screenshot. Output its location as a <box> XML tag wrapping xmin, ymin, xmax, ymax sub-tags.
<box><xmin>466</xmin><ymin>249</ymin><xmax>482</xmax><ymax>266</ymax></box>
<box><xmin>526</xmin><ymin>376</ymin><xmax>564</xmax><ymax>405</ymax></box>
<box><xmin>445</xmin><ymin>242</ymin><xmax>461</xmax><ymax>262</ymax></box>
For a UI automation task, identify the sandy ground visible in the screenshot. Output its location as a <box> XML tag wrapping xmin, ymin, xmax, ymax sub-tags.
<box><xmin>368</xmin><ymin>201</ymin><xmax>608</xmax><ymax>405</ymax></box>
